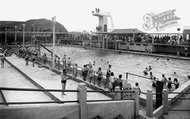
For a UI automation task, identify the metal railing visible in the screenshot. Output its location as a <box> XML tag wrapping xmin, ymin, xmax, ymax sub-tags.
<box><xmin>0</xmin><ymin>87</ymin><xmax>135</xmax><ymax>105</ymax></box>
<box><xmin>168</xmin><ymin>91</ymin><xmax>190</xmax><ymax>111</ymax></box>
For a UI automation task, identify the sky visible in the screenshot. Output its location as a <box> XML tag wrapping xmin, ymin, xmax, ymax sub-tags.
<box><xmin>1</xmin><ymin>0</ymin><xmax>190</xmax><ymax>33</ymax></box>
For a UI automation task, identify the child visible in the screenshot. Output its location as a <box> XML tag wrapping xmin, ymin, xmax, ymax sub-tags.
<box><xmin>143</xmin><ymin>67</ymin><xmax>148</xmax><ymax>75</ymax></box>
<box><xmin>133</xmin><ymin>82</ymin><xmax>141</xmax><ymax>95</ymax></box>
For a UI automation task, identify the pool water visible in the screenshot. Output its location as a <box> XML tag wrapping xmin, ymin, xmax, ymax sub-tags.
<box><xmin>40</xmin><ymin>45</ymin><xmax>190</xmax><ymax>92</ymax></box>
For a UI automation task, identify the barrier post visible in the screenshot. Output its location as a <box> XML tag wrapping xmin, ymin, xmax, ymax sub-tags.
<box><xmin>93</xmin><ymin>71</ymin><xmax>96</xmax><ymax>86</ymax></box>
<box><xmin>77</xmin><ymin>83</ymin><xmax>87</xmax><ymax>119</ymax></box>
<box><xmin>134</xmin><ymin>89</ymin><xmax>139</xmax><ymax>116</ymax></box>
<box><xmin>126</xmin><ymin>72</ymin><xmax>128</xmax><ymax>79</ymax></box>
<box><xmin>114</xmin><ymin>86</ymin><xmax>121</xmax><ymax>99</ymax></box>
<box><xmin>163</xmin><ymin>89</ymin><xmax>168</xmax><ymax>114</ymax></box>
<box><xmin>146</xmin><ymin>90</ymin><xmax>153</xmax><ymax>117</ymax></box>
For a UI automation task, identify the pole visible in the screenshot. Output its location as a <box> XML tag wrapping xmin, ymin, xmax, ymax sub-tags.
<box><xmin>133</xmin><ymin>29</ymin><xmax>135</xmax><ymax>43</ymax></box>
<box><xmin>52</xmin><ymin>16</ymin><xmax>56</xmax><ymax>68</ymax></box>
<box><xmin>5</xmin><ymin>28</ymin><xmax>7</xmax><ymax>45</ymax></box>
<box><xmin>15</xmin><ymin>26</ymin><xmax>17</xmax><ymax>46</ymax></box>
<box><xmin>23</xmin><ymin>24</ymin><xmax>25</xmax><ymax>47</ymax></box>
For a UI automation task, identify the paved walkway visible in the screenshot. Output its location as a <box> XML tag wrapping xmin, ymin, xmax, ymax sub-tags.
<box><xmin>0</xmin><ymin>61</ymin><xmax>52</xmax><ymax>106</ymax></box>
<box><xmin>5</xmin><ymin>55</ymin><xmax>111</xmax><ymax>102</ymax></box>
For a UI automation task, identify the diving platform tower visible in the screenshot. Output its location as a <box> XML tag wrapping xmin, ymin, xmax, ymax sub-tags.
<box><xmin>92</xmin><ymin>8</ymin><xmax>114</xmax><ymax>32</ymax></box>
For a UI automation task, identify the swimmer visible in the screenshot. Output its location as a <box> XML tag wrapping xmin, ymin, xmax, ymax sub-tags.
<box><xmin>156</xmin><ymin>57</ymin><xmax>159</xmax><ymax>60</ymax></box>
<box><xmin>188</xmin><ymin>75</ymin><xmax>190</xmax><ymax>80</ymax></box>
<box><xmin>88</xmin><ymin>62</ymin><xmax>92</xmax><ymax>68</ymax></box>
<box><xmin>143</xmin><ymin>67</ymin><xmax>148</xmax><ymax>75</ymax></box>
<box><xmin>167</xmin><ymin>56</ymin><xmax>170</xmax><ymax>60</ymax></box>
<box><xmin>150</xmin><ymin>72</ymin><xmax>154</xmax><ymax>79</ymax></box>
<box><xmin>101</xmin><ymin>59</ymin><xmax>103</xmax><ymax>61</ymax></box>
<box><xmin>177</xmin><ymin>52</ymin><xmax>180</xmax><ymax>57</ymax></box>
<box><xmin>148</xmin><ymin>65</ymin><xmax>152</xmax><ymax>70</ymax></box>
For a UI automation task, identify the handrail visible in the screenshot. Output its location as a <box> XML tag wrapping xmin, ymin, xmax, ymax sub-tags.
<box><xmin>0</xmin><ymin>87</ymin><xmax>79</xmax><ymax>92</ymax></box>
<box><xmin>168</xmin><ymin>92</ymin><xmax>190</xmax><ymax>94</ymax></box>
<box><xmin>87</xmin><ymin>99</ymin><xmax>134</xmax><ymax>102</ymax></box>
<box><xmin>127</xmin><ymin>72</ymin><xmax>152</xmax><ymax>80</ymax></box>
<box><xmin>0</xmin><ymin>100</ymin><xmax>78</xmax><ymax>105</ymax></box>
<box><xmin>153</xmin><ymin>92</ymin><xmax>163</xmax><ymax>95</ymax></box>
<box><xmin>86</xmin><ymin>90</ymin><xmax>135</xmax><ymax>93</ymax></box>
<box><xmin>140</xmin><ymin>92</ymin><xmax>147</xmax><ymax>95</ymax></box>
<box><xmin>0</xmin><ymin>87</ymin><xmax>135</xmax><ymax>94</ymax></box>
<box><xmin>0</xmin><ymin>87</ymin><xmax>135</xmax><ymax>105</ymax></box>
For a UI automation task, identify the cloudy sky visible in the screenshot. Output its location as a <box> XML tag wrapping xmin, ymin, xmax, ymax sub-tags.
<box><xmin>1</xmin><ymin>0</ymin><xmax>189</xmax><ymax>33</ymax></box>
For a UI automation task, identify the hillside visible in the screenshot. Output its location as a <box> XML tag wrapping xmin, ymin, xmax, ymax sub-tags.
<box><xmin>0</xmin><ymin>18</ymin><xmax>68</xmax><ymax>32</ymax></box>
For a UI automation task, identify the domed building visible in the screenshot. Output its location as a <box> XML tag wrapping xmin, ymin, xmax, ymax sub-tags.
<box><xmin>0</xmin><ymin>18</ymin><xmax>68</xmax><ymax>45</ymax></box>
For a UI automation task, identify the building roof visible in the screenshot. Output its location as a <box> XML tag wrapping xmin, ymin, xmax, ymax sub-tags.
<box><xmin>112</xmin><ymin>28</ymin><xmax>146</xmax><ymax>34</ymax></box>
<box><xmin>93</xmin><ymin>28</ymin><xmax>146</xmax><ymax>35</ymax></box>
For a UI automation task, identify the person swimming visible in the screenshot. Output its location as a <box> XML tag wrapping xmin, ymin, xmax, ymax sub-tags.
<box><xmin>148</xmin><ymin>65</ymin><xmax>152</xmax><ymax>71</ymax></box>
<box><xmin>167</xmin><ymin>55</ymin><xmax>170</xmax><ymax>60</ymax></box>
<box><xmin>143</xmin><ymin>67</ymin><xmax>148</xmax><ymax>75</ymax></box>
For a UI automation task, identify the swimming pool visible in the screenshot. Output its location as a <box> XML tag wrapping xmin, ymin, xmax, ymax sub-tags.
<box><xmin>40</xmin><ymin>45</ymin><xmax>190</xmax><ymax>92</ymax></box>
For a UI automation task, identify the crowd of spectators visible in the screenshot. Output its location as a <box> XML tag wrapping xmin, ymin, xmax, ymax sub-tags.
<box><xmin>60</xmin><ymin>32</ymin><xmax>190</xmax><ymax>46</ymax></box>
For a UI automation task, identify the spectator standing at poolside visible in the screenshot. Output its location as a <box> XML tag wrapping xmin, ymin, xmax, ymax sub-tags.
<box><xmin>67</xmin><ymin>57</ymin><xmax>71</xmax><ymax>67</ymax></box>
<box><xmin>162</xmin><ymin>74</ymin><xmax>167</xmax><ymax>89</ymax></box>
<box><xmin>133</xmin><ymin>82</ymin><xmax>141</xmax><ymax>95</ymax></box>
<box><xmin>0</xmin><ymin>54</ymin><xmax>5</xmax><ymax>68</ymax></box>
<box><xmin>61</xmin><ymin>69</ymin><xmax>69</xmax><ymax>97</ymax></box>
<box><xmin>62</xmin><ymin>55</ymin><xmax>67</xmax><ymax>69</ymax></box>
<box><xmin>73</xmin><ymin>63</ymin><xmax>78</xmax><ymax>77</ymax></box>
<box><xmin>114</xmin><ymin>75</ymin><xmax>123</xmax><ymax>90</ymax></box>
<box><xmin>42</xmin><ymin>53</ymin><xmax>47</xmax><ymax>65</ymax></box>
<box><xmin>118</xmin><ymin>74</ymin><xmax>123</xmax><ymax>90</ymax></box>
<box><xmin>167</xmin><ymin>77</ymin><xmax>172</xmax><ymax>90</ymax></box>
<box><xmin>109</xmin><ymin>72</ymin><xmax>115</xmax><ymax>90</ymax></box>
<box><xmin>173</xmin><ymin>78</ymin><xmax>179</xmax><ymax>89</ymax></box>
<box><xmin>57</xmin><ymin>57</ymin><xmax>61</xmax><ymax>70</ymax></box>
<box><xmin>96</xmin><ymin>67</ymin><xmax>103</xmax><ymax>87</ymax></box>
<box><xmin>25</xmin><ymin>53</ymin><xmax>30</xmax><ymax>66</ymax></box>
<box><xmin>82</xmin><ymin>65</ymin><xmax>88</xmax><ymax>81</ymax></box>
<box><xmin>88</xmin><ymin>66</ymin><xmax>94</xmax><ymax>83</ymax></box>
<box><xmin>105</xmin><ymin>65</ymin><xmax>112</xmax><ymax>89</ymax></box>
